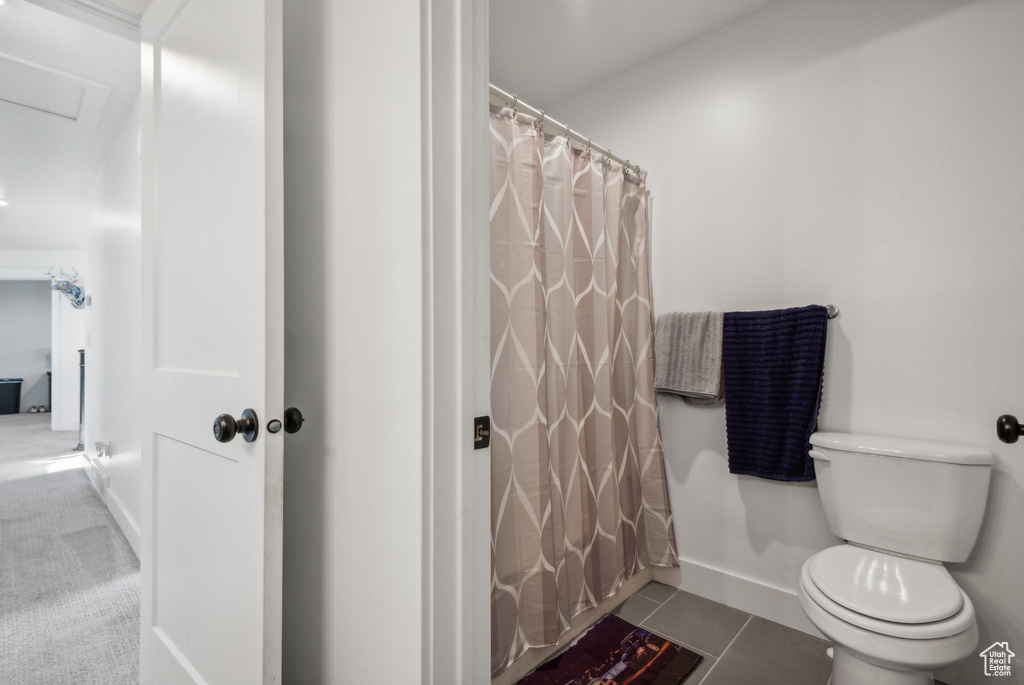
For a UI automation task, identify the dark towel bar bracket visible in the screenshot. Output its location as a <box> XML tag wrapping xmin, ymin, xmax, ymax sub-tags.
<box><xmin>997</xmin><ymin>415</ymin><xmax>1023</xmax><ymax>444</ymax></box>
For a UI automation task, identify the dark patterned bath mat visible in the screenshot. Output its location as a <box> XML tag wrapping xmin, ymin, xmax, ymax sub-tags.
<box><xmin>518</xmin><ymin>614</ymin><xmax>703</xmax><ymax>685</ymax></box>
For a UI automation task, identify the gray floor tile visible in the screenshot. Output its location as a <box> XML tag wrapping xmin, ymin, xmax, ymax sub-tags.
<box><xmin>699</xmin><ymin>615</ymin><xmax>832</xmax><ymax>685</ymax></box>
<box><xmin>636</xmin><ymin>581</ymin><xmax>678</xmax><ymax>603</ymax></box>
<box><xmin>640</xmin><ymin>591</ymin><xmax>751</xmax><ymax>658</ymax></box>
<box><xmin>611</xmin><ymin>593</ymin><xmax>662</xmax><ymax>625</ymax></box>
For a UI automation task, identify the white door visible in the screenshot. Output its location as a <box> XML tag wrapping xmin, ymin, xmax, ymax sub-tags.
<box><xmin>139</xmin><ymin>0</ymin><xmax>284</xmax><ymax>682</ymax></box>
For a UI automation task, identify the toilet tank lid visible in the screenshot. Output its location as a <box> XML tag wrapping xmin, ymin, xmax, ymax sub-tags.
<box><xmin>810</xmin><ymin>432</ymin><xmax>994</xmax><ymax>465</ymax></box>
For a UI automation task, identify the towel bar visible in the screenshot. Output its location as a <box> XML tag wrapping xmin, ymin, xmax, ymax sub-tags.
<box><xmin>825</xmin><ymin>304</ymin><xmax>839</xmax><ymax>319</ymax></box>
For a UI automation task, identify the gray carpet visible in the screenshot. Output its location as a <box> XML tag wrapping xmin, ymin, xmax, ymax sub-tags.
<box><xmin>0</xmin><ymin>413</ymin><xmax>82</xmax><ymax>483</ymax></box>
<box><xmin>0</xmin><ymin>467</ymin><xmax>140</xmax><ymax>684</ymax></box>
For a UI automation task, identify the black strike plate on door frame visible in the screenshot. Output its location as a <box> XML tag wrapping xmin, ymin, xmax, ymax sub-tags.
<box><xmin>474</xmin><ymin>416</ymin><xmax>490</xmax><ymax>449</ymax></box>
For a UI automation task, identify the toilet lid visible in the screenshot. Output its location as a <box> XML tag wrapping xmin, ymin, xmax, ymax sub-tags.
<box><xmin>808</xmin><ymin>546</ymin><xmax>963</xmax><ymax>624</ymax></box>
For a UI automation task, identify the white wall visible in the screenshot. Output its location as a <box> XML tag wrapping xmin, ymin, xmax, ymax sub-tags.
<box><xmin>280</xmin><ymin>2</ymin><xmax>327</xmax><ymax>678</ymax></box>
<box><xmin>50</xmin><ymin>286</ymin><xmax>85</xmax><ymax>427</ymax></box>
<box><xmin>551</xmin><ymin>2</ymin><xmax>1024</xmax><ymax>683</ymax></box>
<box><xmin>50</xmin><ymin>273</ymin><xmax>85</xmax><ymax>432</ymax></box>
<box><xmin>282</xmin><ymin>1</ymin><xmax>490</xmax><ymax>682</ymax></box>
<box><xmin>83</xmin><ymin>95</ymin><xmax>142</xmax><ymax>555</ymax></box>
<box><xmin>282</xmin><ymin>1</ymin><xmax>424</xmax><ymax>682</ymax></box>
<box><xmin>0</xmin><ymin>250</ymin><xmax>83</xmax><ymax>280</ymax></box>
<box><xmin>0</xmin><ymin>281</ymin><xmax>51</xmax><ymax>412</ymax></box>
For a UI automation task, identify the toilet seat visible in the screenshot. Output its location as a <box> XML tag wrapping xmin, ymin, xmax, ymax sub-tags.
<box><xmin>801</xmin><ymin>548</ymin><xmax>976</xmax><ymax>640</ymax></box>
<box><xmin>809</xmin><ymin>545</ymin><xmax>962</xmax><ymax>623</ymax></box>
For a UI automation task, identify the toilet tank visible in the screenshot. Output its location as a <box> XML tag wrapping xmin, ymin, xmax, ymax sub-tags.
<box><xmin>809</xmin><ymin>432</ymin><xmax>993</xmax><ymax>563</ymax></box>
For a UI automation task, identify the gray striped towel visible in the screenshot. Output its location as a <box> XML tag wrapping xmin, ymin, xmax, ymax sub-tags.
<box><xmin>654</xmin><ymin>311</ymin><xmax>724</xmax><ymax>405</ymax></box>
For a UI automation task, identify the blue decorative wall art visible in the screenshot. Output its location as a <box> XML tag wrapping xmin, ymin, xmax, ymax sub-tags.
<box><xmin>48</xmin><ymin>267</ymin><xmax>86</xmax><ymax>309</ymax></box>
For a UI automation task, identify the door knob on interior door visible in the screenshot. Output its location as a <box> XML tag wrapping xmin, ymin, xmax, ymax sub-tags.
<box><xmin>283</xmin><ymin>407</ymin><xmax>304</xmax><ymax>434</ymax></box>
<box><xmin>267</xmin><ymin>408</ymin><xmax>304</xmax><ymax>435</ymax></box>
<box><xmin>213</xmin><ymin>408</ymin><xmax>259</xmax><ymax>443</ymax></box>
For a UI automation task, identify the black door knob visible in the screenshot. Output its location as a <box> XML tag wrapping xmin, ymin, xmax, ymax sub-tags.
<box><xmin>283</xmin><ymin>407</ymin><xmax>304</xmax><ymax>434</ymax></box>
<box><xmin>267</xmin><ymin>408</ymin><xmax>304</xmax><ymax>434</ymax></box>
<box><xmin>213</xmin><ymin>408</ymin><xmax>260</xmax><ymax>443</ymax></box>
<box><xmin>996</xmin><ymin>414</ymin><xmax>1022</xmax><ymax>444</ymax></box>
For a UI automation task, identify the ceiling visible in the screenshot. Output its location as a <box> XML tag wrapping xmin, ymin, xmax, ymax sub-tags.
<box><xmin>0</xmin><ymin>0</ymin><xmax>142</xmax><ymax>251</ymax></box>
<box><xmin>0</xmin><ymin>0</ymin><xmax>781</xmax><ymax>251</ymax></box>
<box><xmin>490</xmin><ymin>0</ymin><xmax>783</xmax><ymax>109</ymax></box>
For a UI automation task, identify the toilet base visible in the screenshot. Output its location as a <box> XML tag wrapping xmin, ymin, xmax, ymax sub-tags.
<box><xmin>830</xmin><ymin>646</ymin><xmax>933</xmax><ymax>685</ymax></box>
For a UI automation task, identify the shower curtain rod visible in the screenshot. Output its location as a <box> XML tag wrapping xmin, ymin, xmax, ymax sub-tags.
<box><xmin>489</xmin><ymin>84</ymin><xmax>644</xmax><ymax>176</ymax></box>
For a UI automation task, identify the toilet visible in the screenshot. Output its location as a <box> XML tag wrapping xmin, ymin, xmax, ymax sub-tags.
<box><xmin>798</xmin><ymin>432</ymin><xmax>993</xmax><ymax>685</ymax></box>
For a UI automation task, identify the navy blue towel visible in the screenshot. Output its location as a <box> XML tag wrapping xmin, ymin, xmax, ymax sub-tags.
<box><xmin>722</xmin><ymin>305</ymin><xmax>829</xmax><ymax>482</ymax></box>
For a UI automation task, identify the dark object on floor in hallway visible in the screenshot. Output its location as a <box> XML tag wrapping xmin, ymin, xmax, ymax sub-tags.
<box><xmin>0</xmin><ymin>378</ymin><xmax>22</xmax><ymax>415</ymax></box>
<box><xmin>518</xmin><ymin>614</ymin><xmax>702</xmax><ymax>685</ymax></box>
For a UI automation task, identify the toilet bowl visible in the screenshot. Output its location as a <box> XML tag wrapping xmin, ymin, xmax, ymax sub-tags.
<box><xmin>798</xmin><ymin>545</ymin><xmax>978</xmax><ymax>685</ymax></box>
<box><xmin>799</xmin><ymin>432</ymin><xmax>994</xmax><ymax>685</ymax></box>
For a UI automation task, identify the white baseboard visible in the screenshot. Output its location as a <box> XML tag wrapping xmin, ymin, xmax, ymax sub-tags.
<box><xmin>653</xmin><ymin>556</ymin><xmax>823</xmax><ymax>639</ymax></box>
<box><xmin>85</xmin><ymin>456</ymin><xmax>109</xmax><ymax>497</ymax></box>
<box><xmin>82</xmin><ymin>456</ymin><xmax>139</xmax><ymax>557</ymax></box>
<box><xmin>105</xmin><ymin>485</ymin><xmax>141</xmax><ymax>559</ymax></box>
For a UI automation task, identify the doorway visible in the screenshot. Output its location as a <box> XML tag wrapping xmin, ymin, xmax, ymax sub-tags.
<box><xmin>0</xmin><ymin>0</ymin><xmax>144</xmax><ymax>681</ymax></box>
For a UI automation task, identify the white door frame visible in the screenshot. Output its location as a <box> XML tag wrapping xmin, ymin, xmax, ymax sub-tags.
<box><xmin>421</xmin><ymin>0</ymin><xmax>491</xmax><ymax>681</ymax></box>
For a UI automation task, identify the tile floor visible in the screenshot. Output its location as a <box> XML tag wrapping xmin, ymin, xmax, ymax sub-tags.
<box><xmin>611</xmin><ymin>581</ymin><xmax>833</xmax><ymax>685</ymax></box>
<box><xmin>516</xmin><ymin>581</ymin><xmax>957</xmax><ymax>684</ymax></box>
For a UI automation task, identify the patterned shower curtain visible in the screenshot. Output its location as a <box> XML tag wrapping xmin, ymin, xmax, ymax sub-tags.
<box><xmin>489</xmin><ymin>106</ymin><xmax>678</xmax><ymax>675</ymax></box>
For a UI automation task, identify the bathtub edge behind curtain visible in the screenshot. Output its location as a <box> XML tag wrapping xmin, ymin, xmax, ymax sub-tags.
<box><xmin>489</xmin><ymin>105</ymin><xmax>678</xmax><ymax>676</ymax></box>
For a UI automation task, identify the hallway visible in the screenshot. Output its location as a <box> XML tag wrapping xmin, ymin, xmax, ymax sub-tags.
<box><xmin>0</xmin><ymin>414</ymin><xmax>139</xmax><ymax>684</ymax></box>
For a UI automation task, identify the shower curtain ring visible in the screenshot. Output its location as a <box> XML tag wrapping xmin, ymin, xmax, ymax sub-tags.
<box><xmin>511</xmin><ymin>95</ymin><xmax>518</xmax><ymax>116</ymax></box>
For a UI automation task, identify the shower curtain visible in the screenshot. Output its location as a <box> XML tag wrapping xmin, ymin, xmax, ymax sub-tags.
<box><xmin>489</xmin><ymin>106</ymin><xmax>677</xmax><ymax>675</ymax></box>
